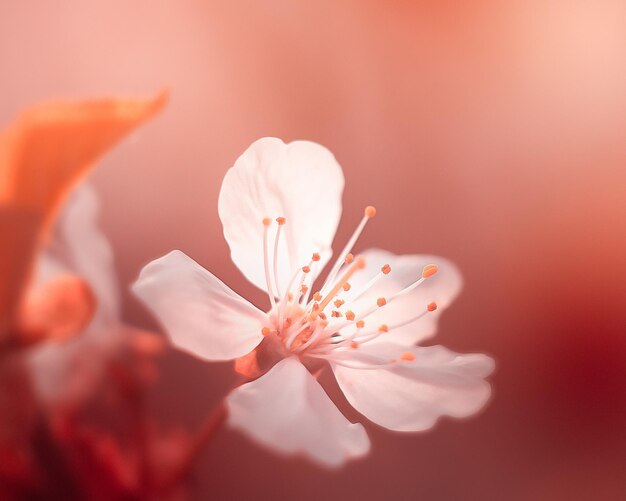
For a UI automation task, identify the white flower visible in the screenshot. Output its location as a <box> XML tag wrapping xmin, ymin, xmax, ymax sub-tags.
<box><xmin>133</xmin><ymin>137</ymin><xmax>494</xmax><ymax>467</ymax></box>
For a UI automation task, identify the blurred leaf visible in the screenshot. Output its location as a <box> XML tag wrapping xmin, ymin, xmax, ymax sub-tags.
<box><xmin>0</xmin><ymin>91</ymin><xmax>168</xmax><ymax>342</ymax></box>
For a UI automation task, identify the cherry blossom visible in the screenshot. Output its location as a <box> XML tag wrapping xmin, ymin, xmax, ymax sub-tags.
<box><xmin>133</xmin><ymin>137</ymin><xmax>494</xmax><ymax>467</ymax></box>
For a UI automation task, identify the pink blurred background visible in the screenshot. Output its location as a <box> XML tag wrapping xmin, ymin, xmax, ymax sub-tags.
<box><xmin>2</xmin><ymin>1</ymin><xmax>625</xmax><ymax>499</ymax></box>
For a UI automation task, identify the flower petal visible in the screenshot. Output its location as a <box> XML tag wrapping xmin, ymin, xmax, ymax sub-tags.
<box><xmin>227</xmin><ymin>357</ymin><xmax>370</xmax><ymax>467</ymax></box>
<box><xmin>339</xmin><ymin>248</ymin><xmax>462</xmax><ymax>345</ymax></box>
<box><xmin>38</xmin><ymin>184</ymin><xmax>119</xmax><ymax>325</ymax></box>
<box><xmin>331</xmin><ymin>343</ymin><xmax>494</xmax><ymax>432</ymax></box>
<box><xmin>132</xmin><ymin>250</ymin><xmax>265</xmax><ymax>361</ymax></box>
<box><xmin>218</xmin><ymin>138</ymin><xmax>344</xmax><ymax>295</ymax></box>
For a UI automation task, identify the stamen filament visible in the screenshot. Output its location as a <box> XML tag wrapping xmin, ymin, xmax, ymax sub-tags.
<box><xmin>262</xmin><ymin>219</ymin><xmax>277</xmax><ymax>307</ymax></box>
<box><xmin>321</xmin><ymin>207</ymin><xmax>375</xmax><ymax>295</ymax></box>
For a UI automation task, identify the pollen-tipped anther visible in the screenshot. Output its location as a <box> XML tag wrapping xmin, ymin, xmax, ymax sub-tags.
<box><xmin>312</xmin><ymin>253</ymin><xmax>321</xmax><ymax>262</ymax></box>
<box><xmin>377</xmin><ymin>297</ymin><xmax>387</xmax><ymax>307</ymax></box>
<box><xmin>302</xmin><ymin>266</ymin><xmax>311</xmax><ymax>273</ymax></box>
<box><xmin>422</xmin><ymin>264</ymin><xmax>438</xmax><ymax>278</ymax></box>
<box><xmin>261</xmin><ymin>327</ymin><xmax>271</xmax><ymax>336</ymax></box>
<box><xmin>345</xmin><ymin>310</ymin><xmax>355</xmax><ymax>321</ymax></box>
<box><xmin>381</xmin><ymin>264</ymin><xmax>391</xmax><ymax>274</ymax></box>
<box><xmin>262</xmin><ymin>217</ymin><xmax>271</xmax><ymax>226</ymax></box>
<box><xmin>364</xmin><ymin>206</ymin><xmax>377</xmax><ymax>218</ymax></box>
<box><xmin>356</xmin><ymin>320</ymin><xmax>365</xmax><ymax>328</ymax></box>
<box><xmin>276</xmin><ymin>217</ymin><xmax>286</xmax><ymax>225</ymax></box>
<box><xmin>378</xmin><ymin>324</ymin><xmax>389</xmax><ymax>333</ymax></box>
<box><xmin>345</xmin><ymin>253</ymin><xmax>354</xmax><ymax>264</ymax></box>
<box><xmin>427</xmin><ymin>302</ymin><xmax>437</xmax><ymax>312</ymax></box>
<box><xmin>333</xmin><ymin>299</ymin><xmax>345</xmax><ymax>308</ymax></box>
<box><xmin>400</xmin><ymin>352</ymin><xmax>415</xmax><ymax>362</ymax></box>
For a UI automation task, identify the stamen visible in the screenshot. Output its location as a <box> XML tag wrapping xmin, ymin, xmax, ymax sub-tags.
<box><xmin>345</xmin><ymin>310</ymin><xmax>355</xmax><ymax>321</ymax></box>
<box><xmin>313</xmin><ymin>292</ymin><xmax>322</xmax><ymax>302</ymax></box>
<box><xmin>377</xmin><ymin>297</ymin><xmax>387</xmax><ymax>307</ymax></box>
<box><xmin>428</xmin><ymin>301</ymin><xmax>437</xmax><ymax>311</ymax></box>
<box><xmin>302</xmin><ymin>266</ymin><xmax>311</xmax><ymax>273</ymax></box>
<box><xmin>345</xmin><ymin>253</ymin><xmax>354</xmax><ymax>264</ymax></box>
<box><xmin>400</xmin><ymin>352</ymin><xmax>415</xmax><ymax>362</ymax></box>
<box><xmin>272</xmin><ymin>217</ymin><xmax>285</xmax><ymax>298</ymax></box>
<box><xmin>261</xmin><ymin>327</ymin><xmax>271</xmax><ymax>336</ymax></box>
<box><xmin>312</xmin><ymin>253</ymin><xmax>321</xmax><ymax>262</ymax></box>
<box><xmin>343</xmin><ymin>283</ymin><xmax>351</xmax><ymax>291</ymax></box>
<box><xmin>331</xmin><ymin>310</ymin><xmax>343</xmax><ymax>318</ymax></box>
<box><xmin>321</xmin><ymin>207</ymin><xmax>376</xmax><ymax>295</ymax></box>
<box><xmin>349</xmin><ymin>264</ymin><xmax>391</xmax><ymax>302</ymax></box>
<box><xmin>311</xmin><ymin>257</ymin><xmax>365</xmax><ymax>319</ymax></box>
<box><xmin>300</xmin><ymin>285</ymin><xmax>309</xmax><ymax>294</ymax></box>
<box><xmin>378</xmin><ymin>324</ymin><xmax>389</xmax><ymax>333</ymax></box>
<box><xmin>350</xmin><ymin>341</ymin><xmax>359</xmax><ymax>349</ymax></box>
<box><xmin>262</xmin><ymin>218</ymin><xmax>276</xmax><ymax>306</ymax></box>
<box><xmin>356</xmin><ymin>320</ymin><xmax>365</xmax><ymax>328</ymax></box>
<box><xmin>333</xmin><ymin>299</ymin><xmax>345</xmax><ymax>308</ymax></box>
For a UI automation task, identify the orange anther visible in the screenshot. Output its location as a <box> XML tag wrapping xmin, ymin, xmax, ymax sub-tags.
<box><xmin>318</xmin><ymin>312</ymin><xmax>327</xmax><ymax>320</ymax></box>
<box><xmin>364</xmin><ymin>206</ymin><xmax>377</xmax><ymax>218</ymax></box>
<box><xmin>261</xmin><ymin>327</ymin><xmax>271</xmax><ymax>336</ymax></box>
<box><xmin>276</xmin><ymin>217</ymin><xmax>286</xmax><ymax>225</ymax></box>
<box><xmin>381</xmin><ymin>264</ymin><xmax>391</xmax><ymax>275</ymax></box>
<box><xmin>334</xmin><ymin>299</ymin><xmax>345</xmax><ymax>308</ymax></box>
<box><xmin>350</xmin><ymin>341</ymin><xmax>359</xmax><ymax>349</ymax></box>
<box><xmin>377</xmin><ymin>297</ymin><xmax>387</xmax><ymax>307</ymax></box>
<box><xmin>345</xmin><ymin>310</ymin><xmax>355</xmax><ymax>321</ymax></box>
<box><xmin>312</xmin><ymin>253</ymin><xmax>321</xmax><ymax>262</ymax></box>
<box><xmin>262</xmin><ymin>217</ymin><xmax>271</xmax><ymax>226</ymax></box>
<box><xmin>356</xmin><ymin>257</ymin><xmax>366</xmax><ymax>269</ymax></box>
<box><xmin>287</xmin><ymin>292</ymin><xmax>294</xmax><ymax>301</ymax></box>
<box><xmin>312</xmin><ymin>302</ymin><xmax>320</xmax><ymax>311</ymax></box>
<box><xmin>400</xmin><ymin>352</ymin><xmax>415</xmax><ymax>362</ymax></box>
<box><xmin>343</xmin><ymin>283</ymin><xmax>351</xmax><ymax>291</ymax></box>
<box><xmin>302</xmin><ymin>266</ymin><xmax>311</xmax><ymax>273</ymax></box>
<box><xmin>356</xmin><ymin>320</ymin><xmax>365</xmax><ymax>328</ymax></box>
<box><xmin>331</xmin><ymin>310</ymin><xmax>343</xmax><ymax>318</ymax></box>
<box><xmin>422</xmin><ymin>264</ymin><xmax>439</xmax><ymax>278</ymax></box>
<box><xmin>313</xmin><ymin>292</ymin><xmax>322</xmax><ymax>301</ymax></box>
<box><xmin>345</xmin><ymin>253</ymin><xmax>354</xmax><ymax>264</ymax></box>
<box><xmin>300</xmin><ymin>285</ymin><xmax>309</xmax><ymax>294</ymax></box>
<box><xmin>427</xmin><ymin>302</ymin><xmax>437</xmax><ymax>312</ymax></box>
<box><xmin>378</xmin><ymin>324</ymin><xmax>389</xmax><ymax>333</ymax></box>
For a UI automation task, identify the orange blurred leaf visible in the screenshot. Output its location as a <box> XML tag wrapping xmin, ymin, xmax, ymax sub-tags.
<box><xmin>0</xmin><ymin>91</ymin><xmax>168</xmax><ymax>343</ymax></box>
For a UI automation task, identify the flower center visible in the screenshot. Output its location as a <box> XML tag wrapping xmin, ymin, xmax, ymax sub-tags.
<box><xmin>259</xmin><ymin>207</ymin><xmax>440</xmax><ymax>358</ymax></box>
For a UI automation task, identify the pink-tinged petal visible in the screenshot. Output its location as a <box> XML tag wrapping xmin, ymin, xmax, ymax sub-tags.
<box><xmin>227</xmin><ymin>357</ymin><xmax>369</xmax><ymax>467</ymax></box>
<box><xmin>331</xmin><ymin>343</ymin><xmax>494</xmax><ymax>432</ymax></box>
<box><xmin>339</xmin><ymin>248</ymin><xmax>462</xmax><ymax>345</ymax></box>
<box><xmin>132</xmin><ymin>250</ymin><xmax>265</xmax><ymax>361</ymax></box>
<box><xmin>38</xmin><ymin>184</ymin><xmax>119</xmax><ymax>326</ymax></box>
<box><xmin>218</xmin><ymin>138</ymin><xmax>344</xmax><ymax>295</ymax></box>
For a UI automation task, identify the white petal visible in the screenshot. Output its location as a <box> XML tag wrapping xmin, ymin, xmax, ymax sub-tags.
<box><xmin>38</xmin><ymin>183</ymin><xmax>119</xmax><ymax>325</ymax></box>
<box><xmin>331</xmin><ymin>343</ymin><xmax>494</xmax><ymax>432</ymax></box>
<box><xmin>132</xmin><ymin>250</ymin><xmax>265</xmax><ymax>361</ymax></box>
<box><xmin>218</xmin><ymin>138</ymin><xmax>344</xmax><ymax>295</ymax></box>
<box><xmin>227</xmin><ymin>357</ymin><xmax>369</xmax><ymax>467</ymax></box>
<box><xmin>339</xmin><ymin>248</ymin><xmax>462</xmax><ymax>345</ymax></box>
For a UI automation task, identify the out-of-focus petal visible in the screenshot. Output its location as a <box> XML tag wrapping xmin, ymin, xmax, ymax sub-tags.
<box><xmin>227</xmin><ymin>357</ymin><xmax>369</xmax><ymax>467</ymax></box>
<box><xmin>338</xmin><ymin>248</ymin><xmax>462</xmax><ymax>345</ymax></box>
<box><xmin>331</xmin><ymin>343</ymin><xmax>494</xmax><ymax>432</ymax></box>
<box><xmin>17</xmin><ymin>274</ymin><xmax>95</xmax><ymax>346</ymax></box>
<box><xmin>38</xmin><ymin>184</ymin><xmax>119</xmax><ymax>325</ymax></box>
<box><xmin>218</xmin><ymin>138</ymin><xmax>344</xmax><ymax>295</ymax></box>
<box><xmin>133</xmin><ymin>250</ymin><xmax>266</xmax><ymax>361</ymax></box>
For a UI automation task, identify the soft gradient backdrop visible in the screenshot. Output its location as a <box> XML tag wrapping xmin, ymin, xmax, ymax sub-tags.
<box><xmin>1</xmin><ymin>1</ymin><xmax>625</xmax><ymax>499</ymax></box>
